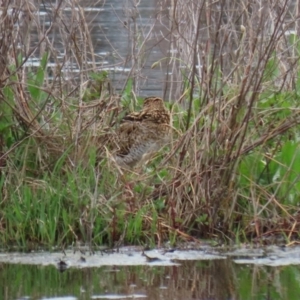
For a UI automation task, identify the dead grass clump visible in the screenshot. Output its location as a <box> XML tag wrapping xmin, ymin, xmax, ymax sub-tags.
<box><xmin>150</xmin><ymin>0</ymin><xmax>300</xmax><ymax>240</ymax></box>
<box><xmin>1</xmin><ymin>0</ymin><xmax>300</xmax><ymax>247</ymax></box>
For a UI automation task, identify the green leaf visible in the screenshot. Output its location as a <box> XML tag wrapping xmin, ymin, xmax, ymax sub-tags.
<box><xmin>27</xmin><ymin>52</ymin><xmax>48</xmax><ymax>102</ymax></box>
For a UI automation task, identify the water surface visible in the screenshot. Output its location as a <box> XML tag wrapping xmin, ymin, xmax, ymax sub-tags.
<box><xmin>2</xmin><ymin>246</ymin><xmax>300</xmax><ymax>300</ymax></box>
<box><xmin>33</xmin><ymin>0</ymin><xmax>170</xmax><ymax>97</ymax></box>
<box><xmin>2</xmin><ymin>259</ymin><xmax>300</xmax><ymax>300</ymax></box>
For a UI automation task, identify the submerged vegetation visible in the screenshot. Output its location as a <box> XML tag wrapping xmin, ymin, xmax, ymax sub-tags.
<box><xmin>1</xmin><ymin>0</ymin><xmax>300</xmax><ymax>250</ymax></box>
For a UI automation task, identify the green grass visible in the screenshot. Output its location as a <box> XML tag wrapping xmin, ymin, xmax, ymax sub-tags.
<box><xmin>1</xmin><ymin>59</ymin><xmax>300</xmax><ymax>250</ymax></box>
<box><xmin>1</xmin><ymin>1</ymin><xmax>300</xmax><ymax>250</ymax></box>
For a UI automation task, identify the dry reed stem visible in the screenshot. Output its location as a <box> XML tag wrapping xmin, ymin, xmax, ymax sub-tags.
<box><xmin>1</xmin><ymin>0</ymin><xmax>300</xmax><ymax>241</ymax></box>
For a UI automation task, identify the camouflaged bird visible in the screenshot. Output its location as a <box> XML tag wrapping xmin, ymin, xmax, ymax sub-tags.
<box><xmin>114</xmin><ymin>96</ymin><xmax>171</xmax><ymax>168</ymax></box>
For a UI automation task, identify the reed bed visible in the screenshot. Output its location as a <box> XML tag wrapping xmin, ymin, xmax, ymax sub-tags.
<box><xmin>1</xmin><ymin>0</ymin><xmax>300</xmax><ymax>250</ymax></box>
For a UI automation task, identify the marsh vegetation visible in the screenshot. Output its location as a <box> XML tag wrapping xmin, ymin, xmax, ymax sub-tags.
<box><xmin>1</xmin><ymin>0</ymin><xmax>300</xmax><ymax>250</ymax></box>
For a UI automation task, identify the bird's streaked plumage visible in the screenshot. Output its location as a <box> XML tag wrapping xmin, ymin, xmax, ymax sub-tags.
<box><xmin>114</xmin><ymin>96</ymin><xmax>171</xmax><ymax>168</ymax></box>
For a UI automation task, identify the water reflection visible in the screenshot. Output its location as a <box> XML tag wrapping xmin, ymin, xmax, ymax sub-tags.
<box><xmin>1</xmin><ymin>259</ymin><xmax>300</xmax><ymax>300</ymax></box>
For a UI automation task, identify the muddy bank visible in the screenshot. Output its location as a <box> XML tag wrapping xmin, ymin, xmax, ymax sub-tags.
<box><xmin>0</xmin><ymin>245</ymin><xmax>299</xmax><ymax>268</ymax></box>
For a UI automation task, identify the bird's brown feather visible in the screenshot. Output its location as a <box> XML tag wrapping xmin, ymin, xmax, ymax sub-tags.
<box><xmin>114</xmin><ymin>97</ymin><xmax>171</xmax><ymax>168</ymax></box>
